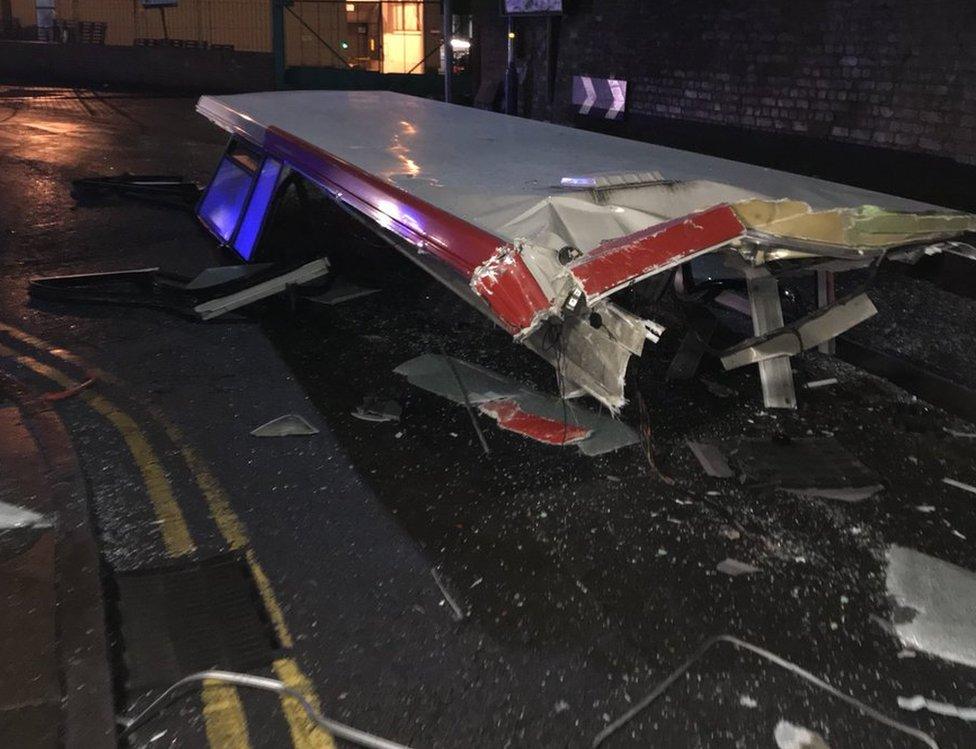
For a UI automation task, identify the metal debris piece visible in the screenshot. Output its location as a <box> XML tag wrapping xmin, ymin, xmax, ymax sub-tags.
<box><xmin>430</xmin><ymin>567</ymin><xmax>465</xmax><ymax>622</ymax></box>
<box><xmin>305</xmin><ymin>279</ymin><xmax>380</xmax><ymax>306</ymax></box>
<box><xmin>71</xmin><ymin>173</ymin><xmax>201</xmax><ymax>209</ymax></box>
<box><xmin>687</xmin><ymin>441</ymin><xmax>734</xmax><ymax>478</ymax></box>
<box><xmin>41</xmin><ymin>376</ymin><xmax>95</xmax><ymax>402</ymax></box>
<box><xmin>592</xmin><ymin>634</ymin><xmax>938</xmax><ymax>749</ymax></box>
<box><xmin>943</xmin><ymin>477</ymin><xmax>976</xmax><ymax>495</ymax></box>
<box><xmin>185</xmin><ymin>264</ymin><xmax>274</xmax><ymax>290</ymax></box>
<box><xmin>351</xmin><ymin>398</ymin><xmax>402</xmax><ymax>423</ymax></box>
<box><xmin>722</xmin><ymin>293</ymin><xmax>877</xmax><ymax>372</ymax></box>
<box><xmin>666</xmin><ymin>305</ymin><xmax>717</xmax><ymax>381</ymax></box>
<box><xmin>30</xmin><ymin>260</ymin><xmax>330</xmax><ymax>320</ymax></box>
<box><xmin>744</xmin><ymin>269</ymin><xmax>796</xmax><ymax>409</ymax></box>
<box><xmin>716</xmin><ymin>558</ymin><xmax>759</xmax><ymax>576</ymax></box>
<box><xmin>804</xmin><ymin>378</ymin><xmax>838</xmax><ymax>390</ymax></box>
<box><xmin>886</xmin><ymin>545</ymin><xmax>976</xmax><ymax>669</ymax></box>
<box><xmin>194</xmin><ymin>259</ymin><xmax>331</xmax><ymax>320</ymax></box>
<box><xmin>250</xmin><ymin>414</ymin><xmax>320</xmax><ymax>437</ymax></box>
<box><xmin>897</xmin><ymin>695</ymin><xmax>976</xmax><ymax>722</ymax></box>
<box><xmin>944</xmin><ymin>428</ymin><xmax>976</xmax><ymax>438</ymax></box>
<box><xmin>479</xmin><ymin>399</ymin><xmax>591</xmax><ymax>446</ymax></box>
<box><xmin>729</xmin><ymin>436</ymin><xmax>882</xmax><ymax>501</ymax></box>
<box><xmin>774</xmin><ymin>720</ymin><xmax>830</xmax><ymax>749</ymax></box>
<box><xmin>786</xmin><ymin>486</ymin><xmax>883</xmax><ymax>503</ymax></box>
<box><xmin>394</xmin><ymin>354</ymin><xmax>637</xmax><ymax>456</ymax></box>
<box><xmin>0</xmin><ymin>500</ymin><xmax>53</xmax><ymax>530</ymax></box>
<box><xmin>119</xmin><ymin>669</ymin><xmax>412</xmax><ymax>749</ymax></box>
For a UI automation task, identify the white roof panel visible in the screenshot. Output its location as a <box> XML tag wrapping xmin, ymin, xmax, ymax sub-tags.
<box><xmin>197</xmin><ymin>90</ymin><xmax>935</xmax><ymax>246</ymax></box>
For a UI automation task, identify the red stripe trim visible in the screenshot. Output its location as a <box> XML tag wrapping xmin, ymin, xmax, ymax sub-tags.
<box><xmin>570</xmin><ymin>204</ymin><xmax>745</xmax><ymax>299</ymax></box>
<box><xmin>264</xmin><ymin>126</ymin><xmax>498</xmax><ymax>276</ymax></box>
<box><xmin>479</xmin><ymin>399</ymin><xmax>591</xmax><ymax>446</ymax></box>
<box><xmin>263</xmin><ymin>126</ymin><xmax>552</xmax><ymax>333</ymax></box>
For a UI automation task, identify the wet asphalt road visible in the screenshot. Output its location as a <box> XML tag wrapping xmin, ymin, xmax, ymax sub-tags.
<box><xmin>2</xmin><ymin>84</ymin><xmax>976</xmax><ymax>748</ymax></box>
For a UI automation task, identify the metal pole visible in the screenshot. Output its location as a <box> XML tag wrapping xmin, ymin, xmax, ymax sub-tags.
<box><xmin>504</xmin><ymin>16</ymin><xmax>517</xmax><ymax>115</ymax></box>
<box><xmin>443</xmin><ymin>0</ymin><xmax>453</xmax><ymax>103</ymax></box>
<box><xmin>272</xmin><ymin>0</ymin><xmax>286</xmax><ymax>90</ymax></box>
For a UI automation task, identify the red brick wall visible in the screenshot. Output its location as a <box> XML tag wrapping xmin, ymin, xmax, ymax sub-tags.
<box><xmin>477</xmin><ymin>0</ymin><xmax>976</xmax><ymax>165</ymax></box>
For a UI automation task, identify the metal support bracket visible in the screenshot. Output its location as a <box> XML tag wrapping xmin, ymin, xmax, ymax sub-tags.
<box><xmin>745</xmin><ymin>268</ymin><xmax>796</xmax><ymax>409</ymax></box>
<box><xmin>816</xmin><ymin>269</ymin><xmax>836</xmax><ymax>354</ymax></box>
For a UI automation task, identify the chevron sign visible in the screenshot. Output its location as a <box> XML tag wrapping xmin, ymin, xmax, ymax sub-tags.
<box><xmin>572</xmin><ymin>76</ymin><xmax>627</xmax><ymax>120</ymax></box>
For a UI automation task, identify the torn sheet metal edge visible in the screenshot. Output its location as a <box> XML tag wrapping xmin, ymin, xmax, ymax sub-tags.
<box><xmin>394</xmin><ymin>354</ymin><xmax>637</xmax><ymax>455</ymax></box>
<box><xmin>886</xmin><ymin>545</ymin><xmax>976</xmax><ymax>670</ymax></box>
<box><xmin>521</xmin><ymin>301</ymin><xmax>664</xmax><ymax>412</ymax></box>
<box><xmin>194</xmin><ymin>258</ymin><xmax>330</xmax><ymax>320</ymax></box>
<box><xmin>721</xmin><ymin>292</ymin><xmax>878</xmax><ymax>370</ymax></box>
<box><xmin>592</xmin><ymin>634</ymin><xmax>938</xmax><ymax>749</ymax></box>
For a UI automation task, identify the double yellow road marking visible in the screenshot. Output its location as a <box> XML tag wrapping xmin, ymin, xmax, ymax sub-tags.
<box><xmin>6</xmin><ymin>352</ymin><xmax>195</xmax><ymax>557</ymax></box>
<box><xmin>0</xmin><ymin>324</ymin><xmax>333</xmax><ymax>749</ymax></box>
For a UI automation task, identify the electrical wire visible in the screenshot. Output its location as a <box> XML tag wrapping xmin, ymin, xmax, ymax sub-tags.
<box><xmin>540</xmin><ymin>320</ymin><xmax>582</xmax><ymax>447</ymax></box>
<box><xmin>119</xmin><ymin>669</ymin><xmax>412</xmax><ymax>749</ymax></box>
<box><xmin>437</xmin><ymin>347</ymin><xmax>490</xmax><ymax>457</ymax></box>
<box><xmin>592</xmin><ymin>634</ymin><xmax>939</xmax><ymax>749</ymax></box>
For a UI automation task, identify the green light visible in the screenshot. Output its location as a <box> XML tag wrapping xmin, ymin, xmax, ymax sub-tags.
<box><xmin>340</xmin><ymin>40</ymin><xmax>349</xmax><ymax>49</ymax></box>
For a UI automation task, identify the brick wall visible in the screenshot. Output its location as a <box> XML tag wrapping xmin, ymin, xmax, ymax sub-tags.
<box><xmin>478</xmin><ymin>0</ymin><xmax>976</xmax><ymax>166</ymax></box>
